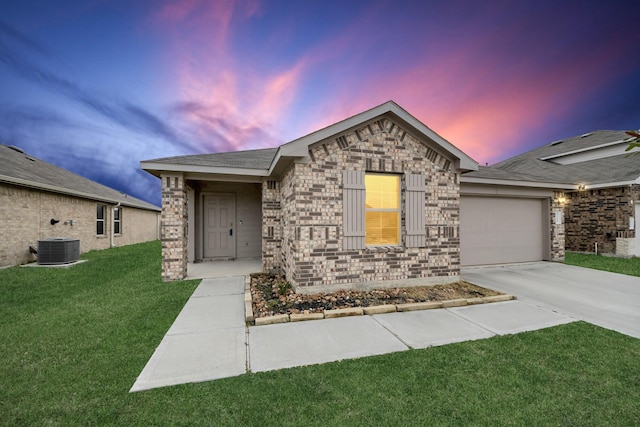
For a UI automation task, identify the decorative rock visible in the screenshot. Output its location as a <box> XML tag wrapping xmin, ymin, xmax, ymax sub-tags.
<box><xmin>324</xmin><ymin>307</ymin><xmax>363</xmax><ymax>318</ymax></box>
<box><xmin>363</xmin><ymin>304</ymin><xmax>397</xmax><ymax>315</ymax></box>
<box><xmin>396</xmin><ymin>301</ymin><xmax>443</xmax><ymax>312</ymax></box>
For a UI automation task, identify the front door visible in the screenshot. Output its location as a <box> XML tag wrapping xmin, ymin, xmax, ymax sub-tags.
<box><xmin>204</xmin><ymin>194</ymin><xmax>236</xmax><ymax>258</ymax></box>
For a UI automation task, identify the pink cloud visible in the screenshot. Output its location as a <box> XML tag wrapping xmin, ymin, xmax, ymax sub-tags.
<box><xmin>151</xmin><ymin>0</ymin><xmax>308</xmax><ymax>151</ymax></box>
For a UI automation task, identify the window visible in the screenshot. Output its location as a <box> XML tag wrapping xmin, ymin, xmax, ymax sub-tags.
<box><xmin>113</xmin><ymin>207</ymin><xmax>121</xmax><ymax>235</ymax></box>
<box><xmin>97</xmin><ymin>205</ymin><xmax>106</xmax><ymax>236</ymax></box>
<box><xmin>365</xmin><ymin>174</ymin><xmax>400</xmax><ymax>245</ymax></box>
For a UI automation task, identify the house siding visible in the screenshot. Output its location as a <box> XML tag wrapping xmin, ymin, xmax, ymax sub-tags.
<box><xmin>564</xmin><ymin>185</ymin><xmax>639</xmax><ymax>253</ymax></box>
<box><xmin>265</xmin><ymin>118</ymin><xmax>460</xmax><ymax>292</ymax></box>
<box><xmin>0</xmin><ymin>182</ymin><xmax>159</xmax><ymax>267</ymax></box>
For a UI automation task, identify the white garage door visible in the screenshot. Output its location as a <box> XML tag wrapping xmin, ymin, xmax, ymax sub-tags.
<box><xmin>460</xmin><ymin>196</ymin><xmax>547</xmax><ymax>266</ymax></box>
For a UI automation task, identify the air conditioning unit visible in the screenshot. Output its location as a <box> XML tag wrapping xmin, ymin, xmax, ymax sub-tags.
<box><xmin>38</xmin><ymin>238</ymin><xmax>80</xmax><ymax>265</ymax></box>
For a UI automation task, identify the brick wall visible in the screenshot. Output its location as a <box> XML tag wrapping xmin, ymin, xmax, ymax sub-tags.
<box><xmin>161</xmin><ymin>173</ymin><xmax>188</xmax><ymax>281</ymax></box>
<box><xmin>550</xmin><ymin>191</ymin><xmax>566</xmax><ymax>261</ymax></box>
<box><xmin>265</xmin><ymin>117</ymin><xmax>460</xmax><ymax>292</ymax></box>
<box><xmin>0</xmin><ymin>182</ymin><xmax>159</xmax><ymax>267</ymax></box>
<box><xmin>564</xmin><ymin>185</ymin><xmax>638</xmax><ymax>253</ymax></box>
<box><xmin>262</xmin><ymin>179</ymin><xmax>282</xmax><ymax>271</ymax></box>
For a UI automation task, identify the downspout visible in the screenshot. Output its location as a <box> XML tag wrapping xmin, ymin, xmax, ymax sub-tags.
<box><xmin>111</xmin><ymin>202</ymin><xmax>121</xmax><ymax>248</ymax></box>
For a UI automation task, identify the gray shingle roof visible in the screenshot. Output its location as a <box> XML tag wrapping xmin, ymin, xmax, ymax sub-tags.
<box><xmin>0</xmin><ymin>144</ymin><xmax>159</xmax><ymax>211</ymax></box>
<box><xmin>144</xmin><ymin>148</ymin><xmax>278</xmax><ymax>170</ymax></box>
<box><xmin>484</xmin><ymin>130</ymin><xmax>640</xmax><ymax>186</ymax></box>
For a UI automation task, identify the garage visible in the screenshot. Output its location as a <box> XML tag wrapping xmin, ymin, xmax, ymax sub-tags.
<box><xmin>460</xmin><ymin>196</ymin><xmax>549</xmax><ymax>266</ymax></box>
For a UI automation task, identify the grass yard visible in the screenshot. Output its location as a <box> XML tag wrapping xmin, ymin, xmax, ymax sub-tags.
<box><xmin>565</xmin><ymin>251</ymin><xmax>640</xmax><ymax>277</ymax></box>
<box><xmin>1</xmin><ymin>241</ymin><xmax>639</xmax><ymax>426</ymax></box>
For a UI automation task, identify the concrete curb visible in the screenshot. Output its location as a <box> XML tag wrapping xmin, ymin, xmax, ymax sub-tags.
<box><xmin>397</xmin><ymin>301</ymin><xmax>443</xmax><ymax>312</ymax></box>
<box><xmin>290</xmin><ymin>312</ymin><xmax>325</xmax><ymax>322</ymax></box>
<box><xmin>244</xmin><ymin>276</ymin><xmax>254</xmax><ymax>324</ymax></box>
<box><xmin>248</xmin><ymin>294</ymin><xmax>517</xmax><ymax>326</ymax></box>
<box><xmin>324</xmin><ymin>307</ymin><xmax>364</xmax><ymax>318</ymax></box>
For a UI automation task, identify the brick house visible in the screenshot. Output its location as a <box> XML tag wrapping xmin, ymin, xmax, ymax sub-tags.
<box><xmin>0</xmin><ymin>144</ymin><xmax>160</xmax><ymax>267</ymax></box>
<box><xmin>142</xmin><ymin>101</ymin><xmax>568</xmax><ymax>290</ymax></box>
<box><xmin>487</xmin><ymin>130</ymin><xmax>640</xmax><ymax>256</ymax></box>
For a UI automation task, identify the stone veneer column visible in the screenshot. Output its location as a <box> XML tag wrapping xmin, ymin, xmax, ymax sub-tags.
<box><xmin>261</xmin><ymin>179</ymin><xmax>282</xmax><ymax>271</ymax></box>
<box><xmin>550</xmin><ymin>191</ymin><xmax>565</xmax><ymax>261</ymax></box>
<box><xmin>161</xmin><ymin>172</ymin><xmax>187</xmax><ymax>281</ymax></box>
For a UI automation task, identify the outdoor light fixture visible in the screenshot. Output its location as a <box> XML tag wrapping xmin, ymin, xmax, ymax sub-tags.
<box><xmin>50</xmin><ymin>218</ymin><xmax>60</xmax><ymax>225</ymax></box>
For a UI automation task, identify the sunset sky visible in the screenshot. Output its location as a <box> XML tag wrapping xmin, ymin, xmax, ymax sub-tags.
<box><xmin>1</xmin><ymin>0</ymin><xmax>640</xmax><ymax>205</ymax></box>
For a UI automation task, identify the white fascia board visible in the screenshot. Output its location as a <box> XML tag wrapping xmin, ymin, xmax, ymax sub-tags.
<box><xmin>140</xmin><ymin>161</ymin><xmax>269</xmax><ymax>177</ymax></box>
<box><xmin>460</xmin><ymin>175</ymin><xmax>576</xmax><ymax>190</ymax></box>
<box><xmin>578</xmin><ymin>179</ymin><xmax>640</xmax><ymax>190</ymax></box>
<box><xmin>0</xmin><ymin>174</ymin><xmax>160</xmax><ymax>211</ymax></box>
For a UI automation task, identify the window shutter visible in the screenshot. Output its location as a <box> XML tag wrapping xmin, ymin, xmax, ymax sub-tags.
<box><xmin>343</xmin><ymin>170</ymin><xmax>365</xmax><ymax>249</ymax></box>
<box><xmin>405</xmin><ymin>173</ymin><xmax>426</xmax><ymax>247</ymax></box>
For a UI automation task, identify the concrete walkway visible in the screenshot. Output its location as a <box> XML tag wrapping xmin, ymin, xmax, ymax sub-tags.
<box><xmin>131</xmin><ymin>275</ymin><xmax>573</xmax><ymax>392</ymax></box>
<box><xmin>462</xmin><ymin>262</ymin><xmax>640</xmax><ymax>339</ymax></box>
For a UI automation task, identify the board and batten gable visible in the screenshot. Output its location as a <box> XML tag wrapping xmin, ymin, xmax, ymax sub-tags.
<box><xmin>268</xmin><ymin>117</ymin><xmax>461</xmax><ymax>293</ymax></box>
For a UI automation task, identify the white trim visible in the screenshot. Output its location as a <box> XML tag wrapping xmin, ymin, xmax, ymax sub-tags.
<box><xmin>140</xmin><ymin>161</ymin><xmax>269</xmax><ymax>177</ymax></box>
<box><xmin>577</xmin><ymin>179</ymin><xmax>640</xmax><ymax>190</ymax></box>
<box><xmin>460</xmin><ymin>175</ymin><xmax>575</xmax><ymax>190</ymax></box>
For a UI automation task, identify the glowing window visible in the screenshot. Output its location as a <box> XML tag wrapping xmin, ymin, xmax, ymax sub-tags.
<box><xmin>365</xmin><ymin>174</ymin><xmax>400</xmax><ymax>245</ymax></box>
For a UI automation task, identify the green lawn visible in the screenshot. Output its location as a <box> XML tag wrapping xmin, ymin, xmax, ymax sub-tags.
<box><xmin>2</xmin><ymin>242</ymin><xmax>639</xmax><ymax>426</ymax></box>
<box><xmin>565</xmin><ymin>251</ymin><xmax>640</xmax><ymax>276</ymax></box>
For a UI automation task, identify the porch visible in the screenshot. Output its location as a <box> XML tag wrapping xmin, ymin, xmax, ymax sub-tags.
<box><xmin>187</xmin><ymin>258</ymin><xmax>263</xmax><ymax>280</ymax></box>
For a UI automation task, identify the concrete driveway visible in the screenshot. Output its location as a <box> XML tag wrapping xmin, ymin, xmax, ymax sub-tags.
<box><xmin>462</xmin><ymin>262</ymin><xmax>640</xmax><ymax>339</ymax></box>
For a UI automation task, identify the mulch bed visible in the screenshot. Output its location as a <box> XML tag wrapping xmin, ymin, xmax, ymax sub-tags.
<box><xmin>251</xmin><ymin>272</ymin><xmax>503</xmax><ymax>319</ymax></box>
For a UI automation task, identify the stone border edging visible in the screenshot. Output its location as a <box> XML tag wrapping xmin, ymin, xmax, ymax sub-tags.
<box><xmin>245</xmin><ymin>285</ymin><xmax>516</xmax><ymax>326</ymax></box>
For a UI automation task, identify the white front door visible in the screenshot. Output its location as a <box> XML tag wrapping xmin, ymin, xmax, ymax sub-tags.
<box><xmin>204</xmin><ymin>194</ymin><xmax>236</xmax><ymax>258</ymax></box>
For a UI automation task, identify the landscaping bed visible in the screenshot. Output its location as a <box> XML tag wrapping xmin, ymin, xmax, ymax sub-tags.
<box><xmin>250</xmin><ymin>272</ymin><xmax>504</xmax><ymax>319</ymax></box>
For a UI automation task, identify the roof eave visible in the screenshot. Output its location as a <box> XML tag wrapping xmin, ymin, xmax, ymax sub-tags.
<box><xmin>140</xmin><ymin>161</ymin><xmax>270</xmax><ymax>178</ymax></box>
<box><xmin>460</xmin><ymin>175</ymin><xmax>576</xmax><ymax>190</ymax></box>
<box><xmin>577</xmin><ymin>178</ymin><xmax>640</xmax><ymax>190</ymax></box>
<box><xmin>0</xmin><ymin>174</ymin><xmax>160</xmax><ymax>211</ymax></box>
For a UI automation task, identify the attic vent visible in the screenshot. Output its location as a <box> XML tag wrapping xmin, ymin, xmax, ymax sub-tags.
<box><xmin>580</xmin><ymin>132</ymin><xmax>593</xmax><ymax>138</ymax></box>
<box><xmin>37</xmin><ymin>238</ymin><xmax>80</xmax><ymax>265</ymax></box>
<box><xmin>8</xmin><ymin>145</ymin><xmax>25</xmax><ymax>153</ymax></box>
<box><xmin>336</xmin><ymin>136</ymin><xmax>350</xmax><ymax>149</ymax></box>
<box><xmin>550</xmin><ymin>140</ymin><xmax>563</xmax><ymax>146</ymax></box>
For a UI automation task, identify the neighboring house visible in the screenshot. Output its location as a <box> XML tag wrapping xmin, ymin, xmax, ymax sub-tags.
<box><xmin>485</xmin><ymin>130</ymin><xmax>640</xmax><ymax>256</ymax></box>
<box><xmin>142</xmin><ymin>101</ymin><xmax>567</xmax><ymax>289</ymax></box>
<box><xmin>0</xmin><ymin>144</ymin><xmax>161</xmax><ymax>267</ymax></box>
